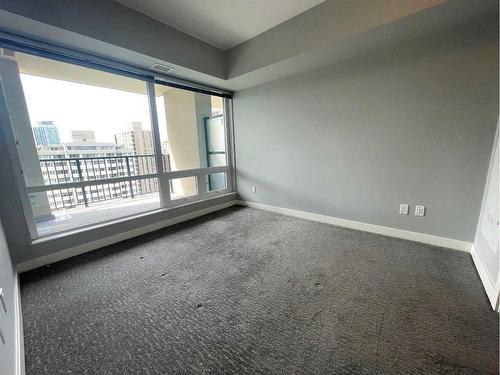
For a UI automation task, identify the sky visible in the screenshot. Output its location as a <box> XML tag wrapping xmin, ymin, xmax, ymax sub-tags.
<box><xmin>20</xmin><ymin>74</ymin><xmax>168</xmax><ymax>144</ymax></box>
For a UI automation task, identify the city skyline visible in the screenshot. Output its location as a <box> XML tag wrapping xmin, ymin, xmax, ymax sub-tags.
<box><xmin>35</xmin><ymin>120</ymin><xmax>158</xmax><ymax>212</ymax></box>
<box><xmin>21</xmin><ymin>73</ymin><xmax>169</xmax><ymax>144</ymax></box>
<box><xmin>33</xmin><ymin>120</ymin><xmax>154</xmax><ymax>149</ymax></box>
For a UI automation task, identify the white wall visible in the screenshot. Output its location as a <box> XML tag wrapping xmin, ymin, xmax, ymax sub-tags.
<box><xmin>473</xmin><ymin>124</ymin><xmax>499</xmax><ymax>310</ymax></box>
<box><xmin>0</xmin><ymin>219</ymin><xmax>20</xmax><ymax>375</ymax></box>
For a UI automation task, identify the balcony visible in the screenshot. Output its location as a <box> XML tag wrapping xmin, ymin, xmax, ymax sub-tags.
<box><xmin>38</xmin><ymin>154</ymin><xmax>160</xmax><ymax>209</ymax></box>
<box><xmin>28</xmin><ymin>154</ymin><xmax>228</xmax><ymax>237</ymax></box>
<box><xmin>36</xmin><ymin>192</ymin><xmax>161</xmax><ymax>236</ymax></box>
<box><xmin>33</xmin><ymin>155</ymin><xmax>162</xmax><ymax>236</ymax></box>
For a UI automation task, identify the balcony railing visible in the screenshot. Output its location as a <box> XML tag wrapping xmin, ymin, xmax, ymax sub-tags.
<box><xmin>38</xmin><ymin>155</ymin><xmax>163</xmax><ymax>211</ymax></box>
<box><xmin>27</xmin><ymin>153</ymin><xmax>229</xmax><ymax>218</ymax></box>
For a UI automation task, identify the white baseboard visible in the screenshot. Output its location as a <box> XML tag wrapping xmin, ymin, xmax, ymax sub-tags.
<box><xmin>14</xmin><ymin>272</ymin><xmax>25</xmax><ymax>375</ymax></box>
<box><xmin>237</xmin><ymin>200</ymin><xmax>472</xmax><ymax>252</ymax></box>
<box><xmin>470</xmin><ymin>244</ymin><xmax>499</xmax><ymax>310</ymax></box>
<box><xmin>17</xmin><ymin>200</ymin><xmax>238</xmax><ymax>273</ymax></box>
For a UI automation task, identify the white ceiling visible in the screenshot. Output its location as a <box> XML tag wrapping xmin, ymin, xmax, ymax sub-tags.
<box><xmin>114</xmin><ymin>0</ymin><xmax>324</xmax><ymax>50</ymax></box>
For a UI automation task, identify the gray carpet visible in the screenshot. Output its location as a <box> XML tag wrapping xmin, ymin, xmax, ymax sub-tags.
<box><xmin>21</xmin><ymin>206</ymin><xmax>499</xmax><ymax>374</ymax></box>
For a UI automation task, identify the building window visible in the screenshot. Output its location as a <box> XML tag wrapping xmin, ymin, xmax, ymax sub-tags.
<box><xmin>0</xmin><ymin>48</ymin><xmax>233</xmax><ymax>238</ymax></box>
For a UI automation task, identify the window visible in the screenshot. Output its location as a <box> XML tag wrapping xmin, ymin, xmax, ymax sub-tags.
<box><xmin>154</xmin><ymin>84</ymin><xmax>229</xmax><ymax>200</ymax></box>
<box><xmin>0</xmin><ymin>47</ymin><xmax>233</xmax><ymax>238</ymax></box>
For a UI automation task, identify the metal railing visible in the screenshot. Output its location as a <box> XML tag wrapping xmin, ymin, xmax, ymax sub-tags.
<box><xmin>38</xmin><ymin>155</ymin><xmax>162</xmax><ymax>210</ymax></box>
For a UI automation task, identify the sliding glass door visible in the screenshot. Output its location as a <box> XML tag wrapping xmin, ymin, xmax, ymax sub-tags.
<box><xmin>154</xmin><ymin>84</ymin><xmax>231</xmax><ymax>203</ymax></box>
<box><xmin>0</xmin><ymin>47</ymin><xmax>233</xmax><ymax>238</ymax></box>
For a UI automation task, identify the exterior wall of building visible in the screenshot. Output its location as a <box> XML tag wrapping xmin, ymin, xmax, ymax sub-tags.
<box><xmin>162</xmin><ymin>90</ymin><xmax>211</xmax><ymax>196</ymax></box>
<box><xmin>70</xmin><ymin>130</ymin><xmax>95</xmax><ymax>143</ymax></box>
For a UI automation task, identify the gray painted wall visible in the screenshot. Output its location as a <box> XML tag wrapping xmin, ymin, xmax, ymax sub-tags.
<box><xmin>0</xmin><ymin>219</ymin><xmax>18</xmax><ymax>375</ymax></box>
<box><xmin>233</xmin><ymin>20</ymin><xmax>498</xmax><ymax>242</ymax></box>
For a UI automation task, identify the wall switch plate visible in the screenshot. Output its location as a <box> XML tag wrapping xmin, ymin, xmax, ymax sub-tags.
<box><xmin>415</xmin><ymin>205</ymin><xmax>425</xmax><ymax>217</ymax></box>
<box><xmin>399</xmin><ymin>204</ymin><xmax>409</xmax><ymax>215</ymax></box>
<box><xmin>251</xmin><ymin>185</ymin><xmax>257</xmax><ymax>193</ymax></box>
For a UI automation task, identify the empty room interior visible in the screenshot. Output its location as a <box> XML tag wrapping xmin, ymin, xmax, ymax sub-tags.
<box><xmin>0</xmin><ymin>0</ymin><xmax>499</xmax><ymax>374</ymax></box>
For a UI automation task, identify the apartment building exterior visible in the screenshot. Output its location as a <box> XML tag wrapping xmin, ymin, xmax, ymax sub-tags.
<box><xmin>114</xmin><ymin>122</ymin><xmax>157</xmax><ymax>194</ymax></box>
<box><xmin>36</xmin><ymin>129</ymin><xmax>154</xmax><ymax>211</ymax></box>
<box><xmin>32</xmin><ymin>120</ymin><xmax>60</xmax><ymax>146</ymax></box>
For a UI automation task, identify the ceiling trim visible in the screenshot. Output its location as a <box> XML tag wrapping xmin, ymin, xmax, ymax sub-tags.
<box><xmin>114</xmin><ymin>0</ymin><xmax>325</xmax><ymax>50</ymax></box>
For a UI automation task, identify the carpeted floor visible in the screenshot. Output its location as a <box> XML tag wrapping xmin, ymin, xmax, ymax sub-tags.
<box><xmin>21</xmin><ymin>206</ymin><xmax>499</xmax><ymax>374</ymax></box>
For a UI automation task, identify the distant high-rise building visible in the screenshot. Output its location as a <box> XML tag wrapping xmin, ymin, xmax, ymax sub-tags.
<box><xmin>32</xmin><ymin>120</ymin><xmax>61</xmax><ymax>145</ymax></box>
<box><xmin>114</xmin><ymin>122</ymin><xmax>156</xmax><ymax>193</ymax></box>
<box><xmin>114</xmin><ymin>122</ymin><xmax>154</xmax><ymax>156</ymax></box>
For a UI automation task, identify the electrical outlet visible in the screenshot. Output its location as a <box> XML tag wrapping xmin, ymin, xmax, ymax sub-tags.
<box><xmin>251</xmin><ymin>185</ymin><xmax>257</xmax><ymax>193</ymax></box>
<box><xmin>415</xmin><ymin>205</ymin><xmax>425</xmax><ymax>217</ymax></box>
<box><xmin>399</xmin><ymin>204</ymin><xmax>409</xmax><ymax>215</ymax></box>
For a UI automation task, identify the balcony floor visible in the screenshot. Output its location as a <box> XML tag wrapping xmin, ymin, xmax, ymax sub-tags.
<box><xmin>36</xmin><ymin>193</ymin><xmax>161</xmax><ymax>236</ymax></box>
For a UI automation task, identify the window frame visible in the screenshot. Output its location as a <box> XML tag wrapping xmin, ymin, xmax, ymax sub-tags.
<box><xmin>0</xmin><ymin>33</ymin><xmax>235</xmax><ymax>240</ymax></box>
